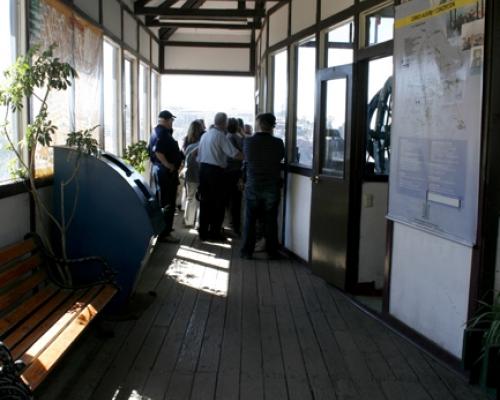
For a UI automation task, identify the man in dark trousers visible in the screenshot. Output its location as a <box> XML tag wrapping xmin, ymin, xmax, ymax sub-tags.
<box><xmin>197</xmin><ymin>112</ymin><xmax>242</xmax><ymax>242</ymax></box>
<box><xmin>240</xmin><ymin>113</ymin><xmax>285</xmax><ymax>259</ymax></box>
<box><xmin>149</xmin><ymin>110</ymin><xmax>183</xmax><ymax>243</ymax></box>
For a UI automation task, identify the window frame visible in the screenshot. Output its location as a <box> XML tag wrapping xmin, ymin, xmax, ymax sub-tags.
<box><xmin>122</xmin><ymin>52</ymin><xmax>137</xmax><ymax>150</ymax></box>
<box><xmin>269</xmin><ymin>48</ymin><xmax>289</xmax><ymax>145</ymax></box>
<box><xmin>150</xmin><ymin>69</ymin><xmax>160</xmax><ymax>132</ymax></box>
<box><xmin>0</xmin><ymin>0</ymin><xmax>27</xmax><ymax>188</ymax></box>
<box><xmin>359</xmin><ymin>1</ymin><xmax>395</xmax><ymax>50</ymax></box>
<box><xmin>291</xmin><ymin>35</ymin><xmax>317</xmax><ymax>169</ymax></box>
<box><xmin>102</xmin><ymin>37</ymin><xmax>122</xmax><ymax>156</ymax></box>
<box><xmin>323</xmin><ymin>18</ymin><xmax>355</xmax><ymax>69</ymax></box>
<box><xmin>138</xmin><ymin>61</ymin><xmax>150</xmax><ymax>142</ymax></box>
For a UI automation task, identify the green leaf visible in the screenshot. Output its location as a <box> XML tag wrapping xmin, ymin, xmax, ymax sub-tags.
<box><xmin>123</xmin><ymin>140</ymin><xmax>149</xmax><ymax>173</ymax></box>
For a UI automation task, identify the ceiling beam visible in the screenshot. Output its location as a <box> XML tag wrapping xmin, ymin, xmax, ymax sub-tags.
<box><xmin>159</xmin><ymin>0</ymin><xmax>206</xmax><ymax>41</ymax></box>
<box><xmin>165</xmin><ymin>41</ymin><xmax>250</xmax><ymax>48</ymax></box>
<box><xmin>151</xmin><ymin>21</ymin><xmax>256</xmax><ymax>30</ymax></box>
<box><xmin>133</xmin><ymin>0</ymin><xmax>153</xmax><ymax>7</ymax></box>
<box><xmin>135</xmin><ymin>7</ymin><xmax>265</xmax><ymax>18</ymax></box>
<box><xmin>154</xmin><ymin>0</ymin><xmax>179</xmax><ymax>8</ymax></box>
<box><xmin>255</xmin><ymin>0</ymin><xmax>265</xmax><ymax>30</ymax></box>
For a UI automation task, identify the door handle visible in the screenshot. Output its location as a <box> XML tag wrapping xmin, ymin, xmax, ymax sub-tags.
<box><xmin>311</xmin><ymin>175</ymin><xmax>320</xmax><ymax>184</ymax></box>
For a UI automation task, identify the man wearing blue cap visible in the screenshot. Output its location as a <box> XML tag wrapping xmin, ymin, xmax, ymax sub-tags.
<box><xmin>149</xmin><ymin>110</ymin><xmax>184</xmax><ymax>243</ymax></box>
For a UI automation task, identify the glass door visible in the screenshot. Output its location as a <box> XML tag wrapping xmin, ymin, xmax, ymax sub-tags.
<box><xmin>310</xmin><ymin>65</ymin><xmax>352</xmax><ymax>289</ymax></box>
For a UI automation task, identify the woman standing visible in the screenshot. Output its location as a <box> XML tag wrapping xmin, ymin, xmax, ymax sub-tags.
<box><xmin>226</xmin><ymin>117</ymin><xmax>245</xmax><ymax>235</ymax></box>
<box><xmin>183</xmin><ymin>119</ymin><xmax>204</xmax><ymax>227</ymax></box>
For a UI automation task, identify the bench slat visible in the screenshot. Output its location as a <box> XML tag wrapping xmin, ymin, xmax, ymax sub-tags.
<box><xmin>3</xmin><ymin>289</ymin><xmax>75</xmax><ymax>350</ymax></box>
<box><xmin>11</xmin><ymin>287</ymin><xmax>97</xmax><ymax>362</ymax></box>
<box><xmin>0</xmin><ymin>285</ymin><xmax>58</xmax><ymax>337</ymax></box>
<box><xmin>0</xmin><ymin>239</ymin><xmax>37</xmax><ymax>267</ymax></box>
<box><xmin>0</xmin><ymin>271</ymin><xmax>47</xmax><ymax>311</ymax></box>
<box><xmin>0</xmin><ymin>254</ymin><xmax>42</xmax><ymax>287</ymax></box>
<box><xmin>21</xmin><ymin>284</ymin><xmax>118</xmax><ymax>391</ymax></box>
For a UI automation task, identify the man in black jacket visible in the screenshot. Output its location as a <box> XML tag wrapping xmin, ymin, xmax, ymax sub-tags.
<box><xmin>149</xmin><ymin>110</ymin><xmax>183</xmax><ymax>243</ymax></box>
<box><xmin>240</xmin><ymin>113</ymin><xmax>285</xmax><ymax>259</ymax></box>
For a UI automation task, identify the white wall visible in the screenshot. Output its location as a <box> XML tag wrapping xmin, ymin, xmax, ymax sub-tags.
<box><xmin>390</xmin><ymin>222</ymin><xmax>472</xmax><ymax>358</ymax></box>
<box><xmin>150</xmin><ymin>27</ymin><xmax>160</xmax><ymax>40</ymax></box>
<box><xmin>74</xmin><ymin>0</ymin><xmax>99</xmax><ymax>22</ymax></box>
<box><xmin>122</xmin><ymin>0</ymin><xmax>134</xmax><ymax>11</ymax></box>
<box><xmin>0</xmin><ymin>186</ymin><xmax>55</xmax><ymax>251</ymax></box>
<box><xmin>163</xmin><ymin>47</ymin><xmax>250</xmax><ymax>72</ymax></box>
<box><xmin>152</xmin><ymin>40</ymin><xmax>159</xmax><ymax>68</ymax></box>
<box><xmin>0</xmin><ymin>194</ymin><xmax>30</xmax><ymax>249</ymax></box>
<box><xmin>321</xmin><ymin>0</ymin><xmax>354</xmax><ymax>20</ymax></box>
<box><xmin>291</xmin><ymin>0</ymin><xmax>316</xmax><ymax>35</ymax></box>
<box><xmin>269</xmin><ymin>4</ymin><xmax>289</xmax><ymax>47</ymax></box>
<box><xmin>284</xmin><ymin>173</ymin><xmax>311</xmax><ymax>261</ymax></box>
<box><xmin>103</xmin><ymin>0</ymin><xmax>121</xmax><ymax>40</ymax></box>
<box><xmin>358</xmin><ymin>182</ymin><xmax>388</xmax><ymax>289</ymax></box>
<box><xmin>123</xmin><ymin>11</ymin><xmax>138</xmax><ymax>51</ymax></box>
<box><xmin>139</xmin><ymin>27</ymin><xmax>150</xmax><ymax>60</ymax></box>
<box><xmin>169</xmin><ymin>29</ymin><xmax>251</xmax><ymax>44</ymax></box>
<box><xmin>261</xmin><ymin>23</ymin><xmax>268</xmax><ymax>57</ymax></box>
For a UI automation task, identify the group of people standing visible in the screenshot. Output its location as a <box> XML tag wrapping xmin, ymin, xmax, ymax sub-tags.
<box><xmin>148</xmin><ymin>110</ymin><xmax>285</xmax><ymax>259</ymax></box>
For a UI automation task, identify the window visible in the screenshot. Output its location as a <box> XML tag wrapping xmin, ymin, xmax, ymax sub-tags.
<box><xmin>151</xmin><ymin>70</ymin><xmax>160</xmax><ymax>130</ymax></box>
<box><xmin>103</xmin><ymin>39</ymin><xmax>120</xmax><ymax>155</ymax></box>
<box><xmin>271</xmin><ymin>50</ymin><xmax>288</xmax><ymax>143</ymax></box>
<box><xmin>161</xmin><ymin>75</ymin><xmax>254</xmax><ymax>144</ymax></box>
<box><xmin>327</xmin><ymin>20</ymin><xmax>354</xmax><ymax>68</ymax></box>
<box><xmin>123</xmin><ymin>55</ymin><xmax>135</xmax><ymax>149</ymax></box>
<box><xmin>294</xmin><ymin>37</ymin><xmax>316</xmax><ymax>167</ymax></box>
<box><xmin>138</xmin><ymin>62</ymin><xmax>149</xmax><ymax>141</ymax></box>
<box><xmin>322</xmin><ymin>78</ymin><xmax>347</xmax><ymax>177</ymax></box>
<box><xmin>366</xmin><ymin>56</ymin><xmax>393</xmax><ymax>176</ymax></box>
<box><xmin>365</xmin><ymin>5</ymin><xmax>394</xmax><ymax>46</ymax></box>
<box><xmin>0</xmin><ymin>0</ymin><xmax>19</xmax><ymax>183</ymax></box>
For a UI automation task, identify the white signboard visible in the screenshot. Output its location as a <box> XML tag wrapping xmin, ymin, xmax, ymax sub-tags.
<box><xmin>388</xmin><ymin>0</ymin><xmax>485</xmax><ymax>245</ymax></box>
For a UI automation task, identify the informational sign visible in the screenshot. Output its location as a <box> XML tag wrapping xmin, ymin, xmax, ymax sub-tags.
<box><xmin>388</xmin><ymin>0</ymin><xmax>485</xmax><ymax>245</ymax></box>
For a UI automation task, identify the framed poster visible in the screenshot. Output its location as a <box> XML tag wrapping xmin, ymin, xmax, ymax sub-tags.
<box><xmin>388</xmin><ymin>0</ymin><xmax>485</xmax><ymax>245</ymax></box>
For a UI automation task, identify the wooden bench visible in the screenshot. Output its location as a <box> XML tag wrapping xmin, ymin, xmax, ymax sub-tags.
<box><xmin>0</xmin><ymin>237</ymin><xmax>118</xmax><ymax>398</ymax></box>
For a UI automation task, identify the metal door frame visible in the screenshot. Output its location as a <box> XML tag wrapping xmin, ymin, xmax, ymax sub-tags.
<box><xmin>309</xmin><ymin>64</ymin><xmax>355</xmax><ymax>290</ymax></box>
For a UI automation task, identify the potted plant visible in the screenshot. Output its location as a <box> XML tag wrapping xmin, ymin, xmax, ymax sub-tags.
<box><xmin>123</xmin><ymin>140</ymin><xmax>150</xmax><ymax>177</ymax></box>
<box><xmin>464</xmin><ymin>290</ymin><xmax>500</xmax><ymax>395</ymax></box>
<box><xmin>0</xmin><ymin>44</ymin><xmax>102</xmax><ymax>286</ymax></box>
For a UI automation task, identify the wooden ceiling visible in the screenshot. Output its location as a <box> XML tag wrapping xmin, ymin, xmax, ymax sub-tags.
<box><xmin>134</xmin><ymin>0</ymin><xmax>285</xmax><ymax>43</ymax></box>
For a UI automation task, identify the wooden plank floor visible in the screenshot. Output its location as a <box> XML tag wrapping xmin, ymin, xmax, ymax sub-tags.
<box><xmin>36</xmin><ymin>222</ymin><xmax>491</xmax><ymax>400</ymax></box>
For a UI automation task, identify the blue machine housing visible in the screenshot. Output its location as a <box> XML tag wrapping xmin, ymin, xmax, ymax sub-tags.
<box><xmin>53</xmin><ymin>146</ymin><xmax>164</xmax><ymax>309</ymax></box>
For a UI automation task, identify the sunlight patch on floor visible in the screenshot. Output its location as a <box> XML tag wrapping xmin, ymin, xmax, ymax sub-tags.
<box><xmin>112</xmin><ymin>388</ymin><xmax>152</xmax><ymax>400</ymax></box>
<box><xmin>166</xmin><ymin>245</ymin><xmax>230</xmax><ymax>297</ymax></box>
<box><xmin>176</xmin><ymin>246</ymin><xmax>229</xmax><ymax>269</ymax></box>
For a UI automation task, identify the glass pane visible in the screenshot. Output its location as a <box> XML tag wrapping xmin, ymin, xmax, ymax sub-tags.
<box><xmin>103</xmin><ymin>41</ymin><xmax>119</xmax><ymax>155</ymax></box>
<box><xmin>272</xmin><ymin>50</ymin><xmax>287</xmax><ymax>142</ymax></box>
<box><xmin>366</xmin><ymin>6</ymin><xmax>394</xmax><ymax>46</ymax></box>
<box><xmin>161</xmin><ymin>75</ymin><xmax>255</xmax><ymax>144</ymax></box>
<box><xmin>124</xmin><ymin>58</ymin><xmax>133</xmax><ymax>148</ymax></box>
<box><xmin>294</xmin><ymin>38</ymin><xmax>316</xmax><ymax>167</ymax></box>
<box><xmin>138</xmin><ymin>63</ymin><xmax>148</xmax><ymax>141</ymax></box>
<box><xmin>0</xmin><ymin>0</ymin><xmax>16</xmax><ymax>183</ymax></box>
<box><xmin>366</xmin><ymin>56</ymin><xmax>393</xmax><ymax>176</ymax></box>
<box><xmin>327</xmin><ymin>21</ymin><xmax>354</xmax><ymax>68</ymax></box>
<box><xmin>322</xmin><ymin>78</ymin><xmax>347</xmax><ymax>177</ymax></box>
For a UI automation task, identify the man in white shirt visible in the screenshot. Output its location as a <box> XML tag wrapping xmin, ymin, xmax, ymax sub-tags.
<box><xmin>197</xmin><ymin>112</ymin><xmax>242</xmax><ymax>241</ymax></box>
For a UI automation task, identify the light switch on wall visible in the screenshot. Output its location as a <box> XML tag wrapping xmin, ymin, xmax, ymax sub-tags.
<box><xmin>363</xmin><ymin>193</ymin><xmax>374</xmax><ymax>208</ymax></box>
